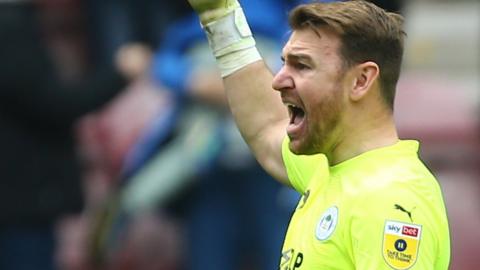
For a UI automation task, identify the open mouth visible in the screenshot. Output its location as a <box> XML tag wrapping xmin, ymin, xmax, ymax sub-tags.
<box><xmin>287</xmin><ymin>104</ymin><xmax>305</xmax><ymax>125</ymax></box>
<box><xmin>285</xmin><ymin>103</ymin><xmax>306</xmax><ymax>139</ymax></box>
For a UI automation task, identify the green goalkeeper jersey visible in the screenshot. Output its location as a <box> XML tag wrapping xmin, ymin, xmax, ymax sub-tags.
<box><xmin>280</xmin><ymin>138</ymin><xmax>450</xmax><ymax>270</ymax></box>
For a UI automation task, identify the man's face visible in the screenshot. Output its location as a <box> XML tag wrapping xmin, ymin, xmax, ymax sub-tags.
<box><xmin>272</xmin><ymin>27</ymin><xmax>348</xmax><ymax>155</ymax></box>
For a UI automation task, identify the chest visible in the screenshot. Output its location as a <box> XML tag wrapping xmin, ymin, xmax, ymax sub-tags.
<box><xmin>280</xmin><ymin>178</ymin><xmax>355</xmax><ymax>270</ymax></box>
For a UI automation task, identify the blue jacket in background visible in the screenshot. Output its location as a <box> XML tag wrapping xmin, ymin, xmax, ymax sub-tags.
<box><xmin>152</xmin><ymin>0</ymin><xmax>294</xmax><ymax>94</ymax></box>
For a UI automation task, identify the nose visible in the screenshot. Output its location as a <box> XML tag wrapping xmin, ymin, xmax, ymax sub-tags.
<box><xmin>272</xmin><ymin>66</ymin><xmax>294</xmax><ymax>92</ymax></box>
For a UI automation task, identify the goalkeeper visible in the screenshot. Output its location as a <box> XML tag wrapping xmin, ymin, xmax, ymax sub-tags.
<box><xmin>185</xmin><ymin>0</ymin><xmax>450</xmax><ymax>269</ymax></box>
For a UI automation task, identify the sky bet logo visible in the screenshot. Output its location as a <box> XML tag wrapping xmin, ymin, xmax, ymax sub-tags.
<box><xmin>387</xmin><ymin>224</ymin><xmax>401</xmax><ymax>233</ymax></box>
<box><xmin>385</xmin><ymin>221</ymin><xmax>421</xmax><ymax>240</ymax></box>
<box><xmin>386</xmin><ymin>224</ymin><xmax>419</xmax><ymax>238</ymax></box>
<box><xmin>402</xmin><ymin>226</ymin><xmax>419</xmax><ymax>237</ymax></box>
<box><xmin>383</xmin><ymin>221</ymin><xmax>422</xmax><ymax>269</ymax></box>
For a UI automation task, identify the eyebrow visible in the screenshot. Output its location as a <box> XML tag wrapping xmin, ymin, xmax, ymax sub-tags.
<box><xmin>281</xmin><ymin>53</ymin><xmax>314</xmax><ymax>64</ymax></box>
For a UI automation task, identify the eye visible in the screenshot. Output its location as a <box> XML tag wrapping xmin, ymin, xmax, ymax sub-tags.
<box><xmin>294</xmin><ymin>62</ymin><xmax>310</xmax><ymax>70</ymax></box>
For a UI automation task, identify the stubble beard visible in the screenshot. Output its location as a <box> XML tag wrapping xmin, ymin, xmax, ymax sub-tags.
<box><xmin>298</xmin><ymin>82</ymin><xmax>345</xmax><ymax>156</ymax></box>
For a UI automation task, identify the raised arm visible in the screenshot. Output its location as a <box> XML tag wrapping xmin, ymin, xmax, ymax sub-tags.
<box><xmin>187</xmin><ymin>0</ymin><xmax>290</xmax><ymax>185</ymax></box>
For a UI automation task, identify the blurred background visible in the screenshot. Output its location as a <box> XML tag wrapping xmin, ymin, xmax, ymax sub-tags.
<box><xmin>396</xmin><ymin>1</ymin><xmax>480</xmax><ymax>269</ymax></box>
<box><xmin>0</xmin><ymin>0</ymin><xmax>478</xmax><ymax>270</ymax></box>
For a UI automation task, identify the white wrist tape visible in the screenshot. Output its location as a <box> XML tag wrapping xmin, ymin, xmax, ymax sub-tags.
<box><xmin>203</xmin><ymin>7</ymin><xmax>261</xmax><ymax>77</ymax></box>
<box><xmin>216</xmin><ymin>46</ymin><xmax>261</xmax><ymax>77</ymax></box>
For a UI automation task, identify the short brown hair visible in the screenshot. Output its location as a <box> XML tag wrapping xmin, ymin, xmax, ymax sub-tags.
<box><xmin>289</xmin><ymin>0</ymin><xmax>406</xmax><ymax>109</ymax></box>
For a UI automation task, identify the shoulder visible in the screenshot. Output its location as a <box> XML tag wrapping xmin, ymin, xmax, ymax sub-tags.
<box><xmin>348</xmin><ymin>169</ymin><xmax>447</xmax><ymax>228</ymax></box>
<box><xmin>344</xmin><ymin>176</ymin><xmax>450</xmax><ymax>269</ymax></box>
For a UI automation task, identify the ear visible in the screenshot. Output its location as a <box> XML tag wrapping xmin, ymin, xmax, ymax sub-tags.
<box><xmin>349</xmin><ymin>61</ymin><xmax>379</xmax><ymax>102</ymax></box>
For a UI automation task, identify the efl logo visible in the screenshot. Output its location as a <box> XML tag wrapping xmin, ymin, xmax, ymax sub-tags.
<box><xmin>402</xmin><ymin>226</ymin><xmax>419</xmax><ymax>237</ymax></box>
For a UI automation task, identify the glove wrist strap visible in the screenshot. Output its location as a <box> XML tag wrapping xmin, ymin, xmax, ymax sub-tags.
<box><xmin>202</xmin><ymin>7</ymin><xmax>261</xmax><ymax>77</ymax></box>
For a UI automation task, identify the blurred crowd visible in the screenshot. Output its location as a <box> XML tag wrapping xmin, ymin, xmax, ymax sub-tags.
<box><xmin>0</xmin><ymin>0</ymin><xmax>478</xmax><ymax>270</ymax></box>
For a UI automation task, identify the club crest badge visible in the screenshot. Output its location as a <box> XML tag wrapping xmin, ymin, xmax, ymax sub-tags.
<box><xmin>315</xmin><ymin>206</ymin><xmax>338</xmax><ymax>241</ymax></box>
<box><xmin>383</xmin><ymin>220</ymin><xmax>422</xmax><ymax>269</ymax></box>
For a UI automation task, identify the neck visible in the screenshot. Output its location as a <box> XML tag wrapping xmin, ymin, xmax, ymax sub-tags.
<box><xmin>328</xmin><ymin>109</ymin><xmax>398</xmax><ymax>166</ymax></box>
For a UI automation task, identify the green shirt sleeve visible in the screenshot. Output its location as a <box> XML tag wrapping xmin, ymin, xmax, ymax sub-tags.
<box><xmin>281</xmin><ymin>136</ymin><xmax>329</xmax><ymax>194</ymax></box>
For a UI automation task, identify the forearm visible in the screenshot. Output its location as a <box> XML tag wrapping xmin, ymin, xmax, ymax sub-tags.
<box><xmin>224</xmin><ymin>60</ymin><xmax>283</xmax><ymax>140</ymax></box>
<box><xmin>224</xmin><ymin>61</ymin><xmax>289</xmax><ymax>183</ymax></box>
<box><xmin>189</xmin><ymin>0</ymin><xmax>290</xmax><ymax>184</ymax></box>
